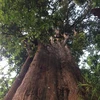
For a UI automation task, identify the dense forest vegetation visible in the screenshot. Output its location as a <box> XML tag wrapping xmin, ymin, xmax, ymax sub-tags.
<box><xmin>0</xmin><ymin>0</ymin><xmax>100</xmax><ymax>100</ymax></box>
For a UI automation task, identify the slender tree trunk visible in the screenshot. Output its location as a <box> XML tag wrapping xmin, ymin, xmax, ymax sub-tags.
<box><xmin>5</xmin><ymin>43</ymin><xmax>87</xmax><ymax>100</ymax></box>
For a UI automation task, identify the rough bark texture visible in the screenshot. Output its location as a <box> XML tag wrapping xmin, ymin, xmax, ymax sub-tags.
<box><xmin>4</xmin><ymin>56</ymin><xmax>33</xmax><ymax>100</ymax></box>
<box><xmin>6</xmin><ymin>43</ymin><xmax>87</xmax><ymax>100</ymax></box>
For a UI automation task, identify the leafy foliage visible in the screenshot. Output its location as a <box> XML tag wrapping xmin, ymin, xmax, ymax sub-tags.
<box><xmin>71</xmin><ymin>32</ymin><xmax>87</xmax><ymax>62</ymax></box>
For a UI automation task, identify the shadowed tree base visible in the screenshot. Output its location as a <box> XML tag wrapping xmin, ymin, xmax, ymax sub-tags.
<box><xmin>5</xmin><ymin>43</ymin><xmax>87</xmax><ymax>100</ymax></box>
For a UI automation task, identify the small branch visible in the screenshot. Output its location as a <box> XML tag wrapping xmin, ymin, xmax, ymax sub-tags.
<box><xmin>71</xmin><ymin>0</ymin><xmax>92</xmax><ymax>28</ymax></box>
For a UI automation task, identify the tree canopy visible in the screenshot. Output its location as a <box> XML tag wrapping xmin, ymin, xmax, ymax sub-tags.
<box><xmin>0</xmin><ymin>0</ymin><xmax>100</xmax><ymax>99</ymax></box>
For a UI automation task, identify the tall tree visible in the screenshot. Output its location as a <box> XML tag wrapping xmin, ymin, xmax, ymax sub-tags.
<box><xmin>0</xmin><ymin>0</ymin><xmax>100</xmax><ymax>100</ymax></box>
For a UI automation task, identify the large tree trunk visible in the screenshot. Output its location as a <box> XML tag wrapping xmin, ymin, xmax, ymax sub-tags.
<box><xmin>5</xmin><ymin>43</ymin><xmax>87</xmax><ymax>100</ymax></box>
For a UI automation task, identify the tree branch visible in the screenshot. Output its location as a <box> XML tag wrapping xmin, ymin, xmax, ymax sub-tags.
<box><xmin>4</xmin><ymin>56</ymin><xmax>33</xmax><ymax>100</ymax></box>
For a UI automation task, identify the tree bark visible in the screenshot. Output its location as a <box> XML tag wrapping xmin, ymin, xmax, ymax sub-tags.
<box><xmin>5</xmin><ymin>43</ymin><xmax>87</xmax><ymax>100</ymax></box>
<box><xmin>4</xmin><ymin>56</ymin><xmax>33</xmax><ymax>100</ymax></box>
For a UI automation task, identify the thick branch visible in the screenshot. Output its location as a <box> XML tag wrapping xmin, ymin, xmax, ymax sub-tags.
<box><xmin>4</xmin><ymin>56</ymin><xmax>33</xmax><ymax>100</ymax></box>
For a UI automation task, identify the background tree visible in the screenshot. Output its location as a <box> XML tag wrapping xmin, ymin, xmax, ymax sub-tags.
<box><xmin>0</xmin><ymin>0</ymin><xmax>100</xmax><ymax>100</ymax></box>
